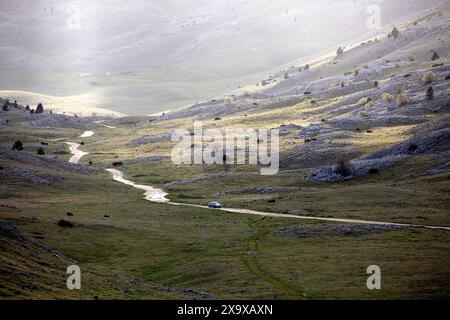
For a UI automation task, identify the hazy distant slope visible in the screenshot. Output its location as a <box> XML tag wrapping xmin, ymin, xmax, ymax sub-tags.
<box><xmin>0</xmin><ymin>0</ymin><xmax>446</xmax><ymax>115</ymax></box>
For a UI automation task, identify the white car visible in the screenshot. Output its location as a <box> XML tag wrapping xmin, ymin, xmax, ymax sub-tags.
<box><xmin>208</xmin><ymin>201</ymin><xmax>222</xmax><ymax>208</ymax></box>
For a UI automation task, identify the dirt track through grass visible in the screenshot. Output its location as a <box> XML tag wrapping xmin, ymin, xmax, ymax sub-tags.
<box><xmin>243</xmin><ymin>217</ymin><xmax>304</xmax><ymax>300</ymax></box>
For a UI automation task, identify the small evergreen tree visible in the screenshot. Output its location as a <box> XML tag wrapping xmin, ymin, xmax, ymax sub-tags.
<box><xmin>426</xmin><ymin>87</ymin><xmax>434</xmax><ymax>101</ymax></box>
<box><xmin>12</xmin><ymin>140</ymin><xmax>23</xmax><ymax>151</ymax></box>
<box><xmin>25</xmin><ymin>105</ymin><xmax>30</xmax><ymax>111</ymax></box>
<box><xmin>37</xmin><ymin>147</ymin><xmax>45</xmax><ymax>155</ymax></box>
<box><xmin>335</xmin><ymin>159</ymin><xmax>352</xmax><ymax>177</ymax></box>
<box><xmin>336</xmin><ymin>47</ymin><xmax>344</xmax><ymax>55</ymax></box>
<box><xmin>374</xmin><ymin>81</ymin><xmax>379</xmax><ymax>88</ymax></box>
<box><xmin>2</xmin><ymin>102</ymin><xmax>8</xmax><ymax>111</ymax></box>
<box><xmin>30</xmin><ymin>109</ymin><xmax>35</xmax><ymax>114</ymax></box>
<box><xmin>391</xmin><ymin>27</ymin><xmax>399</xmax><ymax>39</ymax></box>
<box><xmin>304</xmin><ymin>64</ymin><xmax>310</xmax><ymax>71</ymax></box>
<box><xmin>36</xmin><ymin>103</ymin><xmax>44</xmax><ymax>113</ymax></box>
<box><xmin>431</xmin><ymin>51</ymin><xmax>440</xmax><ymax>61</ymax></box>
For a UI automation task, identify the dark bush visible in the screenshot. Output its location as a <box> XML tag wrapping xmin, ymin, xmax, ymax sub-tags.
<box><xmin>12</xmin><ymin>140</ymin><xmax>23</xmax><ymax>151</ymax></box>
<box><xmin>368</xmin><ymin>168</ymin><xmax>379</xmax><ymax>174</ymax></box>
<box><xmin>408</xmin><ymin>144</ymin><xmax>418</xmax><ymax>152</ymax></box>
<box><xmin>37</xmin><ymin>147</ymin><xmax>45</xmax><ymax>155</ymax></box>
<box><xmin>66</xmin><ymin>212</ymin><xmax>74</xmax><ymax>216</ymax></box>
<box><xmin>57</xmin><ymin>219</ymin><xmax>74</xmax><ymax>228</ymax></box>
<box><xmin>112</xmin><ymin>161</ymin><xmax>123</xmax><ymax>167</ymax></box>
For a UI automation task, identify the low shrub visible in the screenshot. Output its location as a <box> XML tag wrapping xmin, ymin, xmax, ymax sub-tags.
<box><xmin>396</xmin><ymin>93</ymin><xmax>409</xmax><ymax>106</ymax></box>
<box><xmin>57</xmin><ymin>220</ymin><xmax>74</xmax><ymax>228</ymax></box>
<box><xmin>422</xmin><ymin>71</ymin><xmax>437</xmax><ymax>84</ymax></box>
<box><xmin>382</xmin><ymin>93</ymin><xmax>393</xmax><ymax>102</ymax></box>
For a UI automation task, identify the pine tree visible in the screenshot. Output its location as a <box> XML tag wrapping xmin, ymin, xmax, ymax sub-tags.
<box><xmin>337</xmin><ymin>47</ymin><xmax>344</xmax><ymax>55</ymax></box>
<box><xmin>426</xmin><ymin>87</ymin><xmax>434</xmax><ymax>101</ymax></box>
<box><xmin>391</xmin><ymin>27</ymin><xmax>399</xmax><ymax>39</ymax></box>
<box><xmin>12</xmin><ymin>140</ymin><xmax>23</xmax><ymax>151</ymax></box>
<box><xmin>431</xmin><ymin>51</ymin><xmax>440</xmax><ymax>61</ymax></box>
<box><xmin>36</xmin><ymin>103</ymin><xmax>44</xmax><ymax>114</ymax></box>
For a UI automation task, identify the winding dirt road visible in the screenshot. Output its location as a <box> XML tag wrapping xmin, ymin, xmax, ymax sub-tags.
<box><xmin>106</xmin><ymin>169</ymin><xmax>169</xmax><ymax>203</ymax></box>
<box><xmin>64</xmin><ymin>131</ymin><xmax>94</xmax><ymax>164</ymax></box>
<box><xmin>80</xmin><ymin>130</ymin><xmax>95</xmax><ymax>138</ymax></box>
<box><xmin>106</xmin><ymin>168</ymin><xmax>450</xmax><ymax>231</ymax></box>
<box><xmin>65</xmin><ymin>142</ymin><xmax>89</xmax><ymax>164</ymax></box>
<box><xmin>63</xmin><ymin>130</ymin><xmax>449</xmax><ymax>231</ymax></box>
<box><xmin>94</xmin><ymin>120</ymin><xmax>117</xmax><ymax>129</ymax></box>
